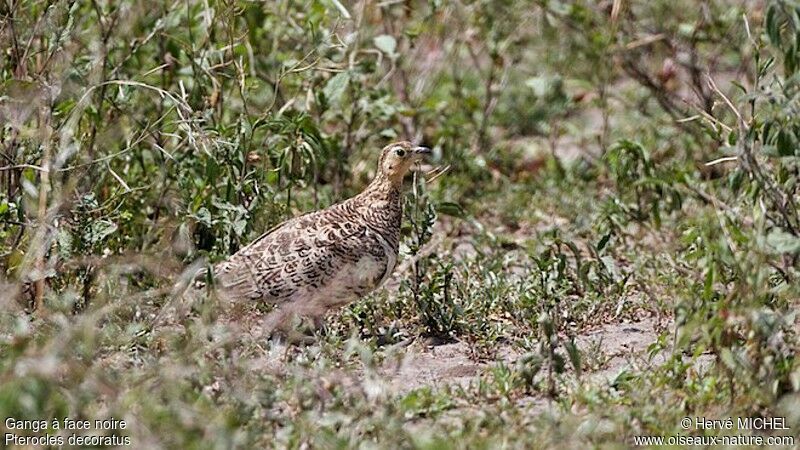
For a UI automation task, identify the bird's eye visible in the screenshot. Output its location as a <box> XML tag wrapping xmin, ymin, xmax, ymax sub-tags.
<box><xmin>394</xmin><ymin>148</ymin><xmax>406</xmax><ymax>157</ymax></box>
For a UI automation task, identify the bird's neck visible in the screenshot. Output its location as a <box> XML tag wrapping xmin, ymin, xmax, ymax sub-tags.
<box><xmin>357</xmin><ymin>173</ymin><xmax>403</xmax><ymax>226</ymax></box>
<box><xmin>356</xmin><ymin>174</ymin><xmax>403</xmax><ymax>249</ymax></box>
<box><xmin>364</xmin><ymin>172</ymin><xmax>403</xmax><ymax>200</ymax></box>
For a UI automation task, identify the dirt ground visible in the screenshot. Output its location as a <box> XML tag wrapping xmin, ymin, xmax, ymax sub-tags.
<box><xmin>381</xmin><ymin>316</ymin><xmax>665</xmax><ymax>394</ymax></box>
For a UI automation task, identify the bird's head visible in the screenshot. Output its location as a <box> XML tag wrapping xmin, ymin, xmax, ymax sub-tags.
<box><xmin>376</xmin><ymin>141</ymin><xmax>431</xmax><ymax>185</ymax></box>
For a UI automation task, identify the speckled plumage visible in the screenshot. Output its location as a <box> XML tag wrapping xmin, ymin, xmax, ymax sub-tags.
<box><xmin>212</xmin><ymin>141</ymin><xmax>430</xmax><ymax>331</ymax></box>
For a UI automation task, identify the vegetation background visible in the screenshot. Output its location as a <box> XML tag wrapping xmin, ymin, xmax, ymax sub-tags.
<box><xmin>1</xmin><ymin>0</ymin><xmax>799</xmax><ymax>448</ymax></box>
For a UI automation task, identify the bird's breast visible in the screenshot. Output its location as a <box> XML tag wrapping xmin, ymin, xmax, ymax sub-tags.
<box><xmin>364</xmin><ymin>226</ymin><xmax>398</xmax><ymax>288</ymax></box>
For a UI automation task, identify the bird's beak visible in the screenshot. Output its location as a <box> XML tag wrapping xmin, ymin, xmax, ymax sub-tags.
<box><xmin>412</xmin><ymin>146</ymin><xmax>431</xmax><ymax>158</ymax></box>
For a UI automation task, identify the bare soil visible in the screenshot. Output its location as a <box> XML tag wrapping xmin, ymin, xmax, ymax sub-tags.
<box><xmin>381</xmin><ymin>316</ymin><xmax>665</xmax><ymax>394</ymax></box>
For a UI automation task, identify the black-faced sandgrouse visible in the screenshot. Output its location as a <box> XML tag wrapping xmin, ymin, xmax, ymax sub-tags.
<box><xmin>212</xmin><ymin>141</ymin><xmax>431</xmax><ymax>333</ymax></box>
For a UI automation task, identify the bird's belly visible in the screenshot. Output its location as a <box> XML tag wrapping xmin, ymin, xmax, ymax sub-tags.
<box><xmin>319</xmin><ymin>254</ymin><xmax>389</xmax><ymax>307</ymax></box>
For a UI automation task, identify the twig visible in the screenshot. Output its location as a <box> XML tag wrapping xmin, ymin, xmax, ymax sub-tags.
<box><xmin>34</xmin><ymin>104</ymin><xmax>52</xmax><ymax>313</ymax></box>
<box><xmin>706</xmin><ymin>75</ymin><xmax>745</xmax><ymax>131</ymax></box>
<box><xmin>425</xmin><ymin>165</ymin><xmax>451</xmax><ymax>185</ymax></box>
<box><xmin>705</xmin><ymin>156</ymin><xmax>738</xmax><ymax>166</ymax></box>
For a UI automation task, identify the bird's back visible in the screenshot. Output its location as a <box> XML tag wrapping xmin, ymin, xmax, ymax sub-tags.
<box><xmin>213</xmin><ymin>190</ymin><xmax>402</xmax><ymax>309</ymax></box>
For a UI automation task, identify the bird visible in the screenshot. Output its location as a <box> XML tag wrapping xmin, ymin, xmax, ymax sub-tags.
<box><xmin>210</xmin><ymin>141</ymin><xmax>431</xmax><ymax>335</ymax></box>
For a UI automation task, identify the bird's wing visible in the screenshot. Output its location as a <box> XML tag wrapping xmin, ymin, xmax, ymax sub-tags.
<box><xmin>213</xmin><ymin>207</ymin><xmax>371</xmax><ymax>303</ymax></box>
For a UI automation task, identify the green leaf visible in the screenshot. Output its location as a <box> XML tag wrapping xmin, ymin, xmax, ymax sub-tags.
<box><xmin>776</xmin><ymin>130</ymin><xmax>795</xmax><ymax>156</ymax></box>
<box><xmin>322</xmin><ymin>72</ymin><xmax>350</xmax><ymax>105</ymax></box>
<box><xmin>57</xmin><ymin>228</ymin><xmax>73</xmax><ymax>259</ymax></box>
<box><xmin>727</xmin><ymin>130</ymin><xmax>738</xmax><ymax>146</ymax></box>
<box><xmin>87</xmin><ymin>220</ymin><xmax>117</xmax><ymax>245</ymax></box>
<box><xmin>435</xmin><ymin>201</ymin><xmax>465</xmax><ymax>218</ymax></box>
<box><xmin>233</xmin><ymin>219</ymin><xmax>247</xmax><ymax>237</ymax></box>
<box><xmin>703</xmin><ymin>266</ymin><xmax>714</xmax><ymax>301</ymax></box>
<box><xmin>194</xmin><ymin>207</ymin><xmax>213</xmax><ymax>227</ymax></box>
<box><xmin>720</xmin><ymin>348</ymin><xmax>738</xmax><ymax>371</ymax></box>
<box><xmin>374</xmin><ymin>34</ymin><xmax>397</xmax><ymax>56</ymax></box>
<box><xmin>596</xmin><ymin>232</ymin><xmax>611</xmax><ymax>252</ymax></box>
<box><xmin>766</xmin><ymin>4</ymin><xmax>781</xmax><ymax>47</ymax></box>
<box><xmin>525</xmin><ymin>77</ymin><xmax>549</xmax><ymax>97</ymax></box>
<box><xmin>564</xmin><ymin>338</ymin><xmax>582</xmax><ymax>379</ymax></box>
<box><xmin>766</xmin><ymin>229</ymin><xmax>800</xmax><ymax>254</ymax></box>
